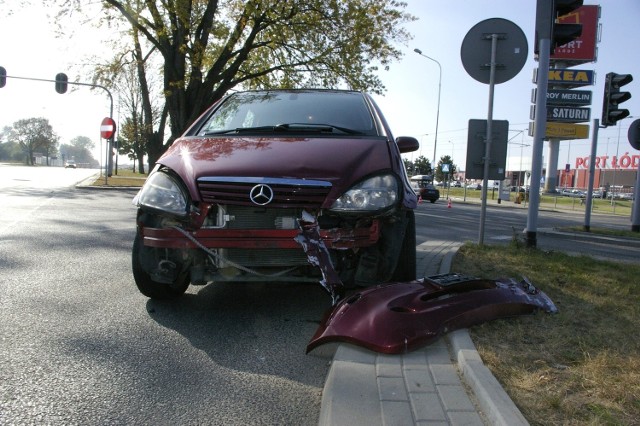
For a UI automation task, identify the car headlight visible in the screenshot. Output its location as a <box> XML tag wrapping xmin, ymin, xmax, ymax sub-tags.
<box><xmin>330</xmin><ymin>174</ymin><xmax>398</xmax><ymax>212</ymax></box>
<box><xmin>133</xmin><ymin>171</ymin><xmax>189</xmax><ymax>216</ymax></box>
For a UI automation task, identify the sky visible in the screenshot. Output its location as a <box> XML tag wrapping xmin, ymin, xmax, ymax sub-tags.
<box><xmin>1</xmin><ymin>0</ymin><xmax>639</xmax><ymax>171</ymax></box>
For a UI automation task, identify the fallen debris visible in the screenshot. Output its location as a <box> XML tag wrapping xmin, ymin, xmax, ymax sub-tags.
<box><xmin>307</xmin><ymin>273</ymin><xmax>558</xmax><ymax>354</ymax></box>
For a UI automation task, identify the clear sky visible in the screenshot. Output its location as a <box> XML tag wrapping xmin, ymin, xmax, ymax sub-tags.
<box><xmin>1</xmin><ymin>1</ymin><xmax>639</xmax><ymax>170</ymax></box>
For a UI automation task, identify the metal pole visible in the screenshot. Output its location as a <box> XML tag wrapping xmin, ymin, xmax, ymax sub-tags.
<box><xmin>478</xmin><ymin>33</ymin><xmax>498</xmax><ymax>246</ymax></box>
<box><xmin>414</xmin><ymin>49</ymin><xmax>442</xmax><ymax>168</ymax></box>
<box><xmin>632</xmin><ymin>160</ymin><xmax>640</xmax><ymax>232</ymax></box>
<box><xmin>526</xmin><ymin>37</ymin><xmax>551</xmax><ymax>248</ymax></box>
<box><xmin>584</xmin><ymin>119</ymin><xmax>599</xmax><ymax>231</ymax></box>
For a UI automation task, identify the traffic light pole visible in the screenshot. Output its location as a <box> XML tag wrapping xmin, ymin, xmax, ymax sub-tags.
<box><xmin>526</xmin><ymin>38</ymin><xmax>552</xmax><ymax>248</ymax></box>
<box><xmin>583</xmin><ymin>118</ymin><xmax>599</xmax><ymax>231</ymax></box>
<box><xmin>1</xmin><ymin>72</ymin><xmax>114</xmax><ymax>182</ymax></box>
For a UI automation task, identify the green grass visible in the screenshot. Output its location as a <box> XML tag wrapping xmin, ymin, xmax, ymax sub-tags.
<box><xmin>452</xmin><ymin>242</ymin><xmax>640</xmax><ymax>425</ymax></box>
<box><xmin>559</xmin><ymin>226</ymin><xmax>640</xmax><ymax>239</ymax></box>
<box><xmin>90</xmin><ymin>168</ymin><xmax>147</xmax><ymax>187</ymax></box>
<box><xmin>445</xmin><ymin>187</ymin><xmax>633</xmax><ymax>216</ymax></box>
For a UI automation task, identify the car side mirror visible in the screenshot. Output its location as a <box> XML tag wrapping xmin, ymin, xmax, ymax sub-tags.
<box><xmin>395</xmin><ymin>136</ymin><xmax>419</xmax><ymax>153</ymax></box>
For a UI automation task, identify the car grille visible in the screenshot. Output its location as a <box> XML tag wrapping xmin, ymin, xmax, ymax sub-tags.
<box><xmin>197</xmin><ymin>177</ymin><xmax>332</xmax><ymax>209</ymax></box>
<box><xmin>209</xmin><ymin>205</ymin><xmax>311</xmax><ymax>267</ymax></box>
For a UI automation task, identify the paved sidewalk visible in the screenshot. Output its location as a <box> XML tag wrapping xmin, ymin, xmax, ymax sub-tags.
<box><xmin>318</xmin><ymin>240</ymin><xmax>528</xmax><ymax>426</ymax></box>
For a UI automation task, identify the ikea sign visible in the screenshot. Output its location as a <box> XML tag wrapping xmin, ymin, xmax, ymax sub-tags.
<box><xmin>548</xmin><ymin>69</ymin><xmax>594</xmax><ymax>85</ymax></box>
<box><xmin>534</xmin><ymin>68</ymin><xmax>594</xmax><ymax>87</ymax></box>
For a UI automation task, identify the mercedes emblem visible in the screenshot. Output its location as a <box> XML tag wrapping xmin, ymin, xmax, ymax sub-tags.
<box><xmin>249</xmin><ymin>184</ymin><xmax>274</xmax><ymax>205</ymax></box>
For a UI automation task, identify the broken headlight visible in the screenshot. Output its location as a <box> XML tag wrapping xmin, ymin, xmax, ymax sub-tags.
<box><xmin>330</xmin><ymin>174</ymin><xmax>398</xmax><ymax>212</ymax></box>
<box><xmin>133</xmin><ymin>170</ymin><xmax>189</xmax><ymax>217</ymax></box>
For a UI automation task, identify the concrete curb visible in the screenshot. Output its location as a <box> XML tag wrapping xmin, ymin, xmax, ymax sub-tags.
<box><xmin>442</xmin><ymin>250</ymin><xmax>529</xmax><ymax>426</ymax></box>
<box><xmin>318</xmin><ymin>247</ymin><xmax>528</xmax><ymax>425</ymax></box>
<box><xmin>448</xmin><ymin>331</ymin><xmax>528</xmax><ymax>426</ymax></box>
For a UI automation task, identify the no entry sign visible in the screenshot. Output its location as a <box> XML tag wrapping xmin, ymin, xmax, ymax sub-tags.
<box><xmin>100</xmin><ymin>117</ymin><xmax>116</xmax><ymax>139</ymax></box>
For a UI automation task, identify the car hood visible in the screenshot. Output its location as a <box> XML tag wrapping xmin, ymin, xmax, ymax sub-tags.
<box><xmin>158</xmin><ymin>136</ymin><xmax>402</xmax><ymax>206</ymax></box>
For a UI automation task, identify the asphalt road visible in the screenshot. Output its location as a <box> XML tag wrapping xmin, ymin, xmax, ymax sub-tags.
<box><xmin>1</xmin><ymin>165</ymin><xmax>637</xmax><ymax>425</ymax></box>
<box><xmin>0</xmin><ymin>166</ymin><xmax>332</xmax><ymax>425</ymax></box>
<box><xmin>414</xmin><ymin>198</ymin><xmax>640</xmax><ymax>263</ymax></box>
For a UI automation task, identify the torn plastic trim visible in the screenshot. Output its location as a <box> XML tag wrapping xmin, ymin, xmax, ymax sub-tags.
<box><xmin>295</xmin><ymin>211</ymin><xmax>345</xmax><ymax>305</ymax></box>
<box><xmin>306</xmin><ymin>273</ymin><xmax>558</xmax><ymax>354</ymax></box>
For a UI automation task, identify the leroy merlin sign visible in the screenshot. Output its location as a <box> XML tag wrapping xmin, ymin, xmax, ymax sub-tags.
<box><xmin>546</xmin><ymin>89</ymin><xmax>592</xmax><ymax>105</ymax></box>
<box><xmin>531</xmin><ymin>88</ymin><xmax>593</xmax><ymax>106</ymax></box>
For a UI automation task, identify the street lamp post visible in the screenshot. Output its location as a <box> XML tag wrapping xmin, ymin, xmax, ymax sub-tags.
<box><xmin>414</xmin><ymin>48</ymin><xmax>442</xmax><ymax>169</ymax></box>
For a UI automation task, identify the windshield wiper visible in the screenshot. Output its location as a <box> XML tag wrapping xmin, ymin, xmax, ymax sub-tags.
<box><xmin>280</xmin><ymin>123</ymin><xmax>365</xmax><ymax>135</ymax></box>
<box><xmin>204</xmin><ymin>126</ymin><xmax>284</xmax><ymax>135</ymax></box>
<box><xmin>204</xmin><ymin>123</ymin><xmax>365</xmax><ymax>136</ymax></box>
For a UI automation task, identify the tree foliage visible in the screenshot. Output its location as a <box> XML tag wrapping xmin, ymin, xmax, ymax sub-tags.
<box><xmin>0</xmin><ymin>126</ymin><xmax>24</xmax><ymax>162</ymax></box>
<box><xmin>6</xmin><ymin>118</ymin><xmax>59</xmax><ymax>165</ymax></box>
<box><xmin>57</xmin><ymin>0</ymin><xmax>415</xmax><ymax>167</ymax></box>
<box><xmin>69</xmin><ymin>135</ymin><xmax>95</xmax><ymax>151</ymax></box>
<box><xmin>59</xmin><ymin>136</ymin><xmax>99</xmax><ymax>166</ymax></box>
<box><xmin>118</xmin><ymin>116</ymin><xmax>147</xmax><ymax>173</ymax></box>
<box><xmin>412</xmin><ymin>155</ymin><xmax>432</xmax><ymax>176</ymax></box>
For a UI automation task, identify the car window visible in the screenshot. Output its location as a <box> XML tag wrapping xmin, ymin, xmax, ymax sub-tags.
<box><xmin>198</xmin><ymin>91</ymin><xmax>378</xmax><ymax>136</ymax></box>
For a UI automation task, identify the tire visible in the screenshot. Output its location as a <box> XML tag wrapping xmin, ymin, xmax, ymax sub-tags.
<box><xmin>132</xmin><ymin>233</ymin><xmax>190</xmax><ymax>300</ymax></box>
<box><xmin>391</xmin><ymin>210</ymin><xmax>417</xmax><ymax>282</ymax></box>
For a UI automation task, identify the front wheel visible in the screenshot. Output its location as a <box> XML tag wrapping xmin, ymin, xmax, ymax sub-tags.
<box><xmin>132</xmin><ymin>233</ymin><xmax>190</xmax><ymax>300</ymax></box>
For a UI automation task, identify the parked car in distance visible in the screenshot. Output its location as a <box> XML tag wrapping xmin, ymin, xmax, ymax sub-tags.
<box><xmin>561</xmin><ymin>189</ymin><xmax>585</xmax><ymax>198</ymax></box>
<box><xmin>132</xmin><ymin>89</ymin><xmax>420</xmax><ymax>299</ymax></box>
<box><xmin>610</xmin><ymin>192</ymin><xmax>634</xmax><ymax>200</ymax></box>
<box><xmin>416</xmin><ymin>183</ymin><xmax>440</xmax><ymax>203</ymax></box>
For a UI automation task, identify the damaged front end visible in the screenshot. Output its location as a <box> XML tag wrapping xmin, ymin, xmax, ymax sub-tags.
<box><xmin>296</xmin><ymin>214</ymin><xmax>558</xmax><ymax>355</ymax></box>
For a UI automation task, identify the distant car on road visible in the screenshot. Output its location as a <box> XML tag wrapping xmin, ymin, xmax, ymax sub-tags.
<box><xmin>416</xmin><ymin>183</ymin><xmax>440</xmax><ymax>203</ymax></box>
<box><xmin>64</xmin><ymin>161</ymin><xmax>76</xmax><ymax>169</ymax></box>
<box><xmin>410</xmin><ymin>175</ymin><xmax>440</xmax><ymax>203</ymax></box>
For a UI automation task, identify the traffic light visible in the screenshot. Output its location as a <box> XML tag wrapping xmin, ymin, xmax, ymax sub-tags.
<box><xmin>55</xmin><ymin>72</ymin><xmax>68</xmax><ymax>94</ymax></box>
<box><xmin>535</xmin><ymin>0</ymin><xmax>583</xmax><ymax>55</ymax></box>
<box><xmin>601</xmin><ymin>72</ymin><xmax>633</xmax><ymax>127</ymax></box>
<box><xmin>551</xmin><ymin>0</ymin><xmax>583</xmax><ymax>52</ymax></box>
<box><xmin>0</xmin><ymin>66</ymin><xmax>6</xmax><ymax>88</ymax></box>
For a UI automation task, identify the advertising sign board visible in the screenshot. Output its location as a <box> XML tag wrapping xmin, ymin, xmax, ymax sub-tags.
<box><xmin>547</xmin><ymin>69</ymin><xmax>594</xmax><ymax>86</ymax></box>
<box><xmin>550</xmin><ymin>5</ymin><xmax>600</xmax><ymax>63</ymax></box>
<box><xmin>528</xmin><ymin>122</ymin><xmax>590</xmax><ymax>139</ymax></box>
<box><xmin>546</xmin><ymin>89</ymin><xmax>592</xmax><ymax>106</ymax></box>
<box><xmin>547</xmin><ymin>106</ymin><xmax>591</xmax><ymax>123</ymax></box>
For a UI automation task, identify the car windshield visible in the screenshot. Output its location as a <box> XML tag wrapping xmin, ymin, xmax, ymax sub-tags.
<box><xmin>198</xmin><ymin>91</ymin><xmax>378</xmax><ymax>136</ymax></box>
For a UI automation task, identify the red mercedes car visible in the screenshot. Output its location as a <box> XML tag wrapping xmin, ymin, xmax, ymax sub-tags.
<box><xmin>132</xmin><ymin>89</ymin><xmax>419</xmax><ymax>299</ymax></box>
